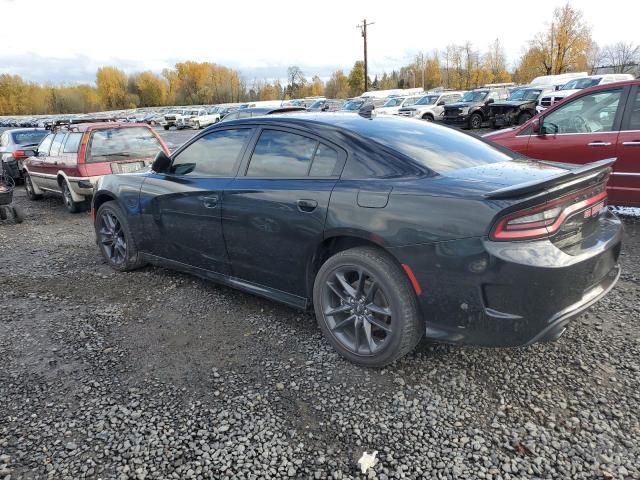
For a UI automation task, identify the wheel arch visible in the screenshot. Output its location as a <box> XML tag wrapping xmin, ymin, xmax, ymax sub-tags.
<box><xmin>92</xmin><ymin>190</ymin><xmax>118</xmax><ymax>217</ymax></box>
<box><xmin>305</xmin><ymin>233</ymin><xmax>405</xmax><ymax>303</ymax></box>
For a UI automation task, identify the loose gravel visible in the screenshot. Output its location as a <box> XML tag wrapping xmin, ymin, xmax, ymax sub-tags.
<box><xmin>0</xmin><ymin>166</ymin><xmax>639</xmax><ymax>479</ymax></box>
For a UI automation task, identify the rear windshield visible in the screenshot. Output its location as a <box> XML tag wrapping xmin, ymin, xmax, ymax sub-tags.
<box><xmin>11</xmin><ymin>130</ymin><xmax>48</xmax><ymax>145</ymax></box>
<box><xmin>87</xmin><ymin>127</ymin><xmax>162</xmax><ymax>163</ymax></box>
<box><xmin>344</xmin><ymin>117</ymin><xmax>511</xmax><ymax>173</ymax></box>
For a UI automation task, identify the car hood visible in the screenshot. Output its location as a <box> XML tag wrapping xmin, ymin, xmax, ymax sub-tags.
<box><xmin>445</xmin><ymin>102</ymin><xmax>477</xmax><ymax>109</ymax></box>
<box><xmin>553</xmin><ymin>89</ymin><xmax>579</xmax><ymax>98</ymax></box>
<box><xmin>492</xmin><ymin>100</ymin><xmax>532</xmax><ymax>108</ymax></box>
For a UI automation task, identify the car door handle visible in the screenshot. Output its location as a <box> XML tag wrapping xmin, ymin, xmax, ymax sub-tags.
<box><xmin>202</xmin><ymin>195</ymin><xmax>219</xmax><ymax>208</ymax></box>
<box><xmin>587</xmin><ymin>141</ymin><xmax>612</xmax><ymax>147</ymax></box>
<box><xmin>297</xmin><ymin>199</ymin><xmax>318</xmax><ymax>212</ymax></box>
<box><xmin>622</xmin><ymin>140</ymin><xmax>640</xmax><ymax>146</ymax></box>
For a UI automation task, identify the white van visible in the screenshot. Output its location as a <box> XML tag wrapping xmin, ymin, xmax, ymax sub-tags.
<box><xmin>536</xmin><ymin>73</ymin><xmax>635</xmax><ymax>112</ymax></box>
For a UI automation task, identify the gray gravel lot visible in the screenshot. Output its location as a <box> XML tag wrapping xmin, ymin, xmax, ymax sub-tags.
<box><xmin>0</xmin><ymin>127</ymin><xmax>639</xmax><ymax>479</ymax></box>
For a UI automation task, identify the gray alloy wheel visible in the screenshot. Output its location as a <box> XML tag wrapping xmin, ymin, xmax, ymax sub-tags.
<box><xmin>422</xmin><ymin>114</ymin><xmax>434</xmax><ymax>122</ymax></box>
<box><xmin>24</xmin><ymin>173</ymin><xmax>42</xmax><ymax>200</ymax></box>
<box><xmin>469</xmin><ymin>113</ymin><xmax>483</xmax><ymax>129</ymax></box>
<box><xmin>313</xmin><ymin>247</ymin><xmax>422</xmax><ymax>367</ymax></box>
<box><xmin>95</xmin><ymin>201</ymin><xmax>146</xmax><ymax>272</ymax></box>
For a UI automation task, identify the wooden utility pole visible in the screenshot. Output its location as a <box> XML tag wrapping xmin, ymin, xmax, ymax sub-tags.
<box><xmin>357</xmin><ymin>19</ymin><xmax>375</xmax><ymax>92</ymax></box>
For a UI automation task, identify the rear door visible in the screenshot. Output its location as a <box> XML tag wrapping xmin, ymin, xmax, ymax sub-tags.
<box><xmin>27</xmin><ymin>133</ymin><xmax>54</xmax><ymax>189</ymax></box>
<box><xmin>611</xmin><ymin>85</ymin><xmax>640</xmax><ymax>206</ymax></box>
<box><xmin>526</xmin><ymin>87</ymin><xmax>626</xmax><ymax>164</ymax></box>
<box><xmin>223</xmin><ymin>127</ymin><xmax>345</xmax><ymax>298</ymax></box>
<box><xmin>139</xmin><ymin>127</ymin><xmax>255</xmax><ymax>274</ymax></box>
<box><xmin>43</xmin><ymin>132</ymin><xmax>68</xmax><ymax>192</ymax></box>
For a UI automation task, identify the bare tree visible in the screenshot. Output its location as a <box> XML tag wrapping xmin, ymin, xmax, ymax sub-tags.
<box><xmin>602</xmin><ymin>42</ymin><xmax>640</xmax><ymax>73</ymax></box>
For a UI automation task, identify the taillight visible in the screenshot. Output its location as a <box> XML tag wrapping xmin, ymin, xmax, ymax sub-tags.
<box><xmin>12</xmin><ymin>150</ymin><xmax>26</xmax><ymax>159</ymax></box>
<box><xmin>490</xmin><ymin>185</ymin><xmax>607</xmax><ymax>241</ymax></box>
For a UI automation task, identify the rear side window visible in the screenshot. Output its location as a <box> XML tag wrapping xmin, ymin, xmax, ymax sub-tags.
<box><xmin>246</xmin><ymin>130</ymin><xmax>317</xmax><ymax>177</ymax></box>
<box><xmin>49</xmin><ymin>133</ymin><xmax>66</xmax><ymax>157</ymax></box>
<box><xmin>309</xmin><ymin>144</ymin><xmax>339</xmax><ymax>176</ymax></box>
<box><xmin>38</xmin><ymin>134</ymin><xmax>54</xmax><ymax>155</ymax></box>
<box><xmin>63</xmin><ymin>133</ymin><xmax>82</xmax><ymax>153</ymax></box>
<box><xmin>171</xmin><ymin>128</ymin><xmax>252</xmax><ymax>176</ymax></box>
<box><xmin>87</xmin><ymin>127</ymin><xmax>162</xmax><ymax>163</ymax></box>
<box><xmin>625</xmin><ymin>90</ymin><xmax>640</xmax><ymax>131</ymax></box>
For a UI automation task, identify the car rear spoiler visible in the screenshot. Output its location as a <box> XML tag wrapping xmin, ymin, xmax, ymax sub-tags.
<box><xmin>484</xmin><ymin>158</ymin><xmax>616</xmax><ymax>199</ymax></box>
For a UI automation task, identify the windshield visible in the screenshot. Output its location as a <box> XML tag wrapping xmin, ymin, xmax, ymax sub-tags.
<box><xmin>309</xmin><ymin>100</ymin><xmax>324</xmax><ymax>109</ymax></box>
<box><xmin>342</xmin><ymin>100</ymin><xmax>364</xmax><ymax>111</ymax></box>
<box><xmin>11</xmin><ymin>130</ymin><xmax>47</xmax><ymax>145</ymax></box>
<box><xmin>207</xmin><ymin>107</ymin><xmax>219</xmax><ymax>114</ymax></box>
<box><xmin>415</xmin><ymin>95</ymin><xmax>439</xmax><ymax>106</ymax></box>
<box><xmin>383</xmin><ymin>98</ymin><xmax>405</xmax><ymax>107</ymax></box>
<box><xmin>168</xmin><ymin>109</ymin><xmax>183</xmax><ymax>114</ymax></box>
<box><xmin>561</xmin><ymin>78</ymin><xmax>600</xmax><ymax>90</ymax></box>
<box><xmin>87</xmin><ymin>127</ymin><xmax>162</xmax><ymax>163</ymax></box>
<box><xmin>461</xmin><ymin>91</ymin><xmax>488</xmax><ymax>102</ymax></box>
<box><xmin>507</xmin><ymin>88</ymin><xmax>542</xmax><ymax>102</ymax></box>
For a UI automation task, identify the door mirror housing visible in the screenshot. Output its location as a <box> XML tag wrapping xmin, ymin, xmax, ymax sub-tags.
<box><xmin>437</xmin><ymin>100</ymin><xmax>445</xmax><ymax>106</ymax></box>
<box><xmin>531</xmin><ymin>118</ymin><xmax>540</xmax><ymax>134</ymax></box>
<box><xmin>485</xmin><ymin>98</ymin><xmax>495</xmax><ymax>105</ymax></box>
<box><xmin>152</xmin><ymin>150</ymin><xmax>171</xmax><ymax>173</ymax></box>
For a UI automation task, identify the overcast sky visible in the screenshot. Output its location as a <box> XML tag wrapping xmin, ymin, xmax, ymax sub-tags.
<box><xmin>0</xmin><ymin>0</ymin><xmax>637</xmax><ymax>85</ymax></box>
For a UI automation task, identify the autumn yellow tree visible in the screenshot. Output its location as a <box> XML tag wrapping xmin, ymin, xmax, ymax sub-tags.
<box><xmin>518</xmin><ymin>2</ymin><xmax>592</xmax><ymax>79</ymax></box>
<box><xmin>96</xmin><ymin>67</ymin><xmax>128</xmax><ymax>109</ymax></box>
<box><xmin>132</xmin><ymin>71</ymin><xmax>167</xmax><ymax>107</ymax></box>
<box><xmin>484</xmin><ymin>39</ymin><xmax>512</xmax><ymax>83</ymax></box>
<box><xmin>348</xmin><ymin>61</ymin><xmax>365</xmax><ymax>96</ymax></box>
<box><xmin>325</xmin><ymin>70</ymin><xmax>350</xmax><ymax>99</ymax></box>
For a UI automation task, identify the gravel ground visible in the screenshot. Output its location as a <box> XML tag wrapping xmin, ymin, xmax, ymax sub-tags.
<box><xmin>1</xmin><ymin>130</ymin><xmax>639</xmax><ymax>479</ymax></box>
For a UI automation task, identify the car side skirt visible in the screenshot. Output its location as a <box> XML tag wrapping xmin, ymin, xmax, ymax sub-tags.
<box><xmin>141</xmin><ymin>253</ymin><xmax>309</xmax><ymax>310</ymax></box>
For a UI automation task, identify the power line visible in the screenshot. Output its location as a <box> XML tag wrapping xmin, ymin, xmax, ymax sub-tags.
<box><xmin>357</xmin><ymin>19</ymin><xmax>375</xmax><ymax>92</ymax></box>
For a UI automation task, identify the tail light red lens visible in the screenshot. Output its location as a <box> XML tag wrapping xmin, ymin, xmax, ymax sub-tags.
<box><xmin>12</xmin><ymin>150</ymin><xmax>26</xmax><ymax>159</ymax></box>
<box><xmin>490</xmin><ymin>185</ymin><xmax>607</xmax><ymax>241</ymax></box>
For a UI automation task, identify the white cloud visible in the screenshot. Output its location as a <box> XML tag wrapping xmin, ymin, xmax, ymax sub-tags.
<box><xmin>0</xmin><ymin>0</ymin><xmax>637</xmax><ymax>84</ymax></box>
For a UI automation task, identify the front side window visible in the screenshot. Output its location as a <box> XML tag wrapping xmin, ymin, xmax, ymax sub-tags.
<box><xmin>461</xmin><ymin>91</ymin><xmax>487</xmax><ymax>102</ymax></box>
<box><xmin>543</xmin><ymin>89</ymin><xmax>622</xmax><ymax>134</ymax></box>
<box><xmin>87</xmin><ymin>127</ymin><xmax>162</xmax><ymax>163</ymax></box>
<box><xmin>383</xmin><ymin>98</ymin><xmax>405</xmax><ymax>107</ymax></box>
<box><xmin>49</xmin><ymin>133</ymin><xmax>66</xmax><ymax>157</ymax></box>
<box><xmin>247</xmin><ymin>130</ymin><xmax>317</xmax><ymax>177</ymax></box>
<box><xmin>171</xmin><ymin>128</ymin><xmax>252</xmax><ymax>176</ymax></box>
<box><xmin>38</xmin><ymin>134</ymin><xmax>54</xmax><ymax>156</ymax></box>
<box><xmin>416</xmin><ymin>95</ymin><xmax>438</xmax><ymax>105</ymax></box>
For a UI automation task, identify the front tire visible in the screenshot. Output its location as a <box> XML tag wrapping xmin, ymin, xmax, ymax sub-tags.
<box><xmin>422</xmin><ymin>114</ymin><xmax>434</xmax><ymax>122</ymax></box>
<box><xmin>195</xmin><ymin>121</ymin><xmax>201</xmax><ymax>129</ymax></box>
<box><xmin>313</xmin><ymin>247</ymin><xmax>422</xmax><ymax>367</ymax></box>
<box><xmin>95</xmin><ymin>201</ymin><xmax>146</xmax><ymax>272</ymax></box>
<box><xmin>163</xmin><ymin>125</ymin><xmax>170</xmax><ymax>131</ymax></box>
<box><xmin>24</xmin><ymin>172</ymin><xmax>42</xmax><ymax>200</ymax></box>
<box><xmin>468</xmin><ymin>113</ymin><xmax>483</xmax><ymax>129</ymax></box>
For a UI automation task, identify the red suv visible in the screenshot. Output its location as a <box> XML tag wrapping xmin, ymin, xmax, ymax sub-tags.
<box><xmin>485</xmin><ymin>80</ymin><xmax>640</xmax><ymax>207</ymax></box>
<box><xmin>23</xmin><ymin>120</ymin><xmax>169</xmax><ymax>212</ymax></box>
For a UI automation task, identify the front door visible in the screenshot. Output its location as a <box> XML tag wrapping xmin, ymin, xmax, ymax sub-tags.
<box><xmin>611</xmin><ymin>85</ymin><xmax>640</xmax><ymax>206</ymax></box>
<box><xmin>139</xmin><ymin>127</ymin><xmax>254</xmax><ymax>274</ymax></box>
<box><xmin>223</xmin><ymin>127</ymin><xmax>344</xmax><ymax>297</ymax></box>
<box><xmin>526</xmin><ymin>87</ymin><xmax>625</xmax><ymax>165</ymax></box>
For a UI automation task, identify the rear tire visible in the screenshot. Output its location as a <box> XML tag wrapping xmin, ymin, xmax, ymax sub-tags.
<box><xmin>95</xmin><ymin>201</ymin><xmax>146</xmax><ymax>272</ymax></box>
<box><xmin>24</xmin><ymin>172</ymin><xmax>42</xmax><ymax>200</ymax></box>
<box><xmin>469</xmin><ymin>113</ymin><xmax>483</xmax><ymax>129</ymax></box>
<box><xmin>313</xmin><ymin>247</ymin><xmax>423</xmax><ymax>367</ymax></box>
<box><xmin>163</xmin><ymin>125</ymin><xmax>170</xmax><ymax>131</ymax></box>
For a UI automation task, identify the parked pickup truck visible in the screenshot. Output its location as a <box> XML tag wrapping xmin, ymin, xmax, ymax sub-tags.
<box><xmin>488</xmin><ymin>86</ymin><xmax>554</xmax><ymax>128</ymax></box>
<box><xmin>443</xmin><ymin>86</ymin><xmax>510</xmax><ymax>129</ymax></box>
<box><xmin>161</xmin><ymin>109</ymin><xmax>191</xmax><ymax>130</ymax></box>
<box><xmin>189</xmin><ymin>107</ymin><xmax>222</xmax><ymax>129</ymax></box>
<box><xmin>484</xmin><ymin>79</ymin><xmax>640</xmax><ymax>207</ymax></box>
<box><xmin>397</xmin><ymin>91</ymin><xmax>465</xmax><ymax>121</ymax></box>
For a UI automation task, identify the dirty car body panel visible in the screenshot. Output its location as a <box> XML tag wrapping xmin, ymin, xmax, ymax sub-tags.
<box><xmin>93</xmin><ymin>113</ymin><xmax>623</xmax><ymax>348</ymax></box>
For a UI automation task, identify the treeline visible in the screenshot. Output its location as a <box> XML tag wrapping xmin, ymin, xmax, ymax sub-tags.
<box><xmin>0</xmin><ymin>3</ymin><xmax>637</xmax><ymax>116</ymax></box>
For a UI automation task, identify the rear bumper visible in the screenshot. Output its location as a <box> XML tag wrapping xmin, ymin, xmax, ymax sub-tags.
<box><xmin>389</xmin><ymin>211</ymin><xmax>623</xmax><ymax>347</ymax></box>
<box><xmin>1</xmin><ymin>159</ymin><xmax>22</xmax><ymax>179</ymax></box>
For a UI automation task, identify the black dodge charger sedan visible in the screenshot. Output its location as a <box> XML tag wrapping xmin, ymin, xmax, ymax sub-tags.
<box><xmin>92</xmin><ymin>113</ymin><xmax>622</xmax><ymax>367</ymax></box>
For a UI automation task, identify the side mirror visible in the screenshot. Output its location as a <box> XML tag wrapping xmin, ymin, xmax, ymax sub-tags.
<box><xmin>485</xmin><ymin>98</ymin><xmax>495</xmax><ymax>105</ymax></box>
<box><xmin>152</xmin><ymin>150</ymin><xmax>171</xmax><ymax>173</ymax></box>
<box><xmin>531</xmin><ymin>118</ymin><xmax>540</xmax><ymax>134</ymax></box>
<box><xmin>437</xmin><ymin>100</ymin><xmax>445</xmax><ymax>106</ymax></box>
